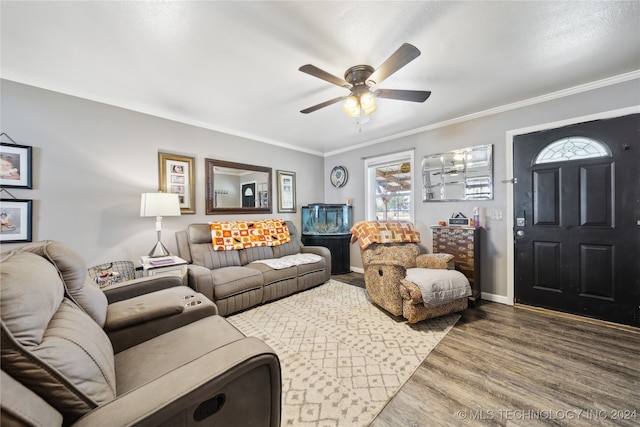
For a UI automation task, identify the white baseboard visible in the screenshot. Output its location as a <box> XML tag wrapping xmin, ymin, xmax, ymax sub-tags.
<box><xmin>350</xmin><ymin>266</ymin><xmax>364</xmax><ymax>274</ymax></box>
<box><xmin>480</xmin><ymin>292</ymin><xmax>512</xmax><ymax>306</ymax></box>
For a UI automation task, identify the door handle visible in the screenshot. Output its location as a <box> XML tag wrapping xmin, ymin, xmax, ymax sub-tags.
<box><xmin>516</xmin><ymin>229</ymin><xmax>525</xmax><ymax>237</ymax></box>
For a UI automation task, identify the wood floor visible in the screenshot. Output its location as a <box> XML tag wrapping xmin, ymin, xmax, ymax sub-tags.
<box><xmin>332</xmin><ymin>273</ymin><xmax>640</xmax><ymax>427</ymax></box>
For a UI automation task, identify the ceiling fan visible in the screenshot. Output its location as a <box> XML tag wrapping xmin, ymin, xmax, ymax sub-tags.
<box><xmin>299</xmin><ymin>43</ymin><xmax>431</xmax><ymax>117</ymax></box>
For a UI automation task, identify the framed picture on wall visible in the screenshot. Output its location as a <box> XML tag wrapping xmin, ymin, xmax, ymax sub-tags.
<box><xmin>1</xmin><ymin>143</ymin><xmax>32</xmax><ymax>189</ymax></box>
<box><xmin>158</xmin><ymin>152</ymin><xmax>195</xmax><ymax>214</ymax></box>
<box><xmin>0</xmin><ymin>199</ymin><xmax>32</xmax><ymax>243</ymax></box>
<box><xmin>277</xmin><ymin>170</ymin><xmax>296</xmax><ymax>213</ymax></box>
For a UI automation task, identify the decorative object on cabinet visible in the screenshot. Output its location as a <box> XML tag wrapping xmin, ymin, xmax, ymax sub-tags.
<box><xmin>158</xmin><ymin>152</ymin><xmax>195</xmax><ymax>214</ymax></box>
<box><xmin>330</xmin><ymin>166</ymin><xmax>348</xmax><ymax>188</ymax></box>
<box><xmin>140</xmin><ymin>192</ymin><xmax>181</xmax><ymax>257</ymax></box>
<box><xmin>0</xmin><ymin>198</ymin><xmax>32</xmax><ymax>243</ymax></box>
<box><xmin>448</xmin><ymin>212</ymin><xmax>470</xmax><ymax>226</ymax></box>
<box><xmin>431</xmin><ymin>225</ymin><xmax>481</xmax><ymax>303</ymax></box>
<box><xmin>422</xmin><ymin>144</ymin><xmax>493</xmax><ymax>201</ymax></box>
<box><xmin>1</xmin><ymin>135</ymin><xmax>32</xmax><ymax>189</ymax></box>
<box><xmin>205</xmin><ymin>158</ymin><xmax>272</xmax><ymax>215</ymax></box>
<box><xmin>277</xmin><ymin>170</ymin><xmax>296</xmax><ymax>213</ymax></box>
<box><xmin>301</xmin><ymin>203</ymin><xmax>353</xmax><ymax>274</ymax></box>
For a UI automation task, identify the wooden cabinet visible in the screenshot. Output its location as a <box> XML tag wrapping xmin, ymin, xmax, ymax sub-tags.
<box><xmin>431</xmin><ymin>226</ymin><xmax>481</xmax><ymax>302</ymax></box>
<box><xmin>301</xmin><ymin>234</ymin><xmax>351</xmax><ymax>274</ymax></box>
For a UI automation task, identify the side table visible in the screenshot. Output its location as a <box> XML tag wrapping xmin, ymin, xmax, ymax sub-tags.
<box><xmin>140</xmin><ymin>255</ymin><xmax>188</xmax><ymax>285</ymax></box>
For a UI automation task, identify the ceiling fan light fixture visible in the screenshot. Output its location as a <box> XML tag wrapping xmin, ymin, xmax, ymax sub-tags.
<box><xmin>343</xmin><ymin>95</ymin><xmax>360</xmax><ymax>117</ymax></box>
<box><xmin>299</xmin><ymin>44</ymin><xmax>429</xmax><ymax>116</ymax></box>
<box><xmin>359</xmin><ymin>91</ymin><xmax>376</xmax><ymax>115</ymax></box>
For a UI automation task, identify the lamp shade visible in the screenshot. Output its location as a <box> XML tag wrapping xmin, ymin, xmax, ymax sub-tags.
<box><xmin>140</xmin><ymin>193</ymin><xmax>181</xmax><ymax>217</ymax></box>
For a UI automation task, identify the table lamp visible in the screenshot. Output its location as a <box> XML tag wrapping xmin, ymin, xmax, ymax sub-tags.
<box><xmin>140</xmin><ymin>192</ymin><xmax>181</xmax><ymax>257</ymax></box>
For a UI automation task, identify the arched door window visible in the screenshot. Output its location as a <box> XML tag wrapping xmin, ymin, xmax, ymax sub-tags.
<box><xmin>533</xmin><ymin>136</ymin><xmax>611</xmax><ymax>165</ymax></box>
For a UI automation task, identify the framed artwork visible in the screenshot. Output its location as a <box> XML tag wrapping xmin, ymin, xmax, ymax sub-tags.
<box><xmin>0</xmin><ymin>199</ymin><xmax>32</xmax><ymax>243</ymax></box>
<box><xmin>158</xmin><ymin>152</ymin><xmax>195</xmax><ymax>214</ymax></box>
<box><xmin>1</xmin><ymin>143</ymin><xmax>32</xmax><ymax>189</ymax></box>
<box><xmin>277</xmin><ymin>170</ymin><xmax>296</xmax><ymax>213</ymax></box>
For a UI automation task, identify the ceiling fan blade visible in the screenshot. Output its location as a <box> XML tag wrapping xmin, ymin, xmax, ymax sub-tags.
<box><xmin>374</xmin><ymin>89</ymin><xmax>431</xmax><ymax>103</ymax></box>
<box><xmin>366</xmin><ymin>43</ymin><xmax>421</xmax><ymax>86</ymax></box>
<box><xmin>299</xmin><ymin>64</ymin><xmax>351</xmax><ymax>88</ymax></box>
<box><xmin>300</xmin><ymin>96</ymin><xmax>346</xmax><ymax>114</ymax></box>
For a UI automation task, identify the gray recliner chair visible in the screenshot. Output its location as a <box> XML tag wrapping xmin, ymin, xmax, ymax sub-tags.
<box><xmin>0</xmin><ymin>241</ymin><xmax>281</xmax><ymax>426</ymax></box>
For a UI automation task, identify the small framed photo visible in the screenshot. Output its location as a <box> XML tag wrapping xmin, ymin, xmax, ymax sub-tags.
<box><xmin>277</xmin><ymin>170</ymin><xmax>296</xmax><ymax>213</ymax></box>
<box><xmin>1</xmin><ymin>143</ymin><xmax>32</xmax><ymax>189</ymax></box>
<box><xmin>0</xmin><ymin>199</ymin><xmax>33</xmax><ymax>243</ymax></box>
<box><xmin>158</xmin><ymin>152</ymin><xmax>195</xmax><ymax>214</ymax></box>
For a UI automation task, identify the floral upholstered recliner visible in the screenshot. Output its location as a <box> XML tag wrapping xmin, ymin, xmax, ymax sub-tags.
<box><xmin>351</xmin><ymin>220</ymin><xmax>470</xmax><ymax>323</ymax></box>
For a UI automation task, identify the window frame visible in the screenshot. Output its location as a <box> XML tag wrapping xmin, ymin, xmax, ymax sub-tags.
<box><xmin>364</xmin><ymin>149</ymin><xmax>415</xmax><ymax>222</ymax></box>
<box><xmin>533</xmin><ymin>136</ymin><xmax>611</xmax><ymax>165</ymax></box>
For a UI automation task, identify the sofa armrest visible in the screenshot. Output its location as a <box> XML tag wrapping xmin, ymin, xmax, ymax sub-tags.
<box><xmin>72</xmin><ymin>337</ymin><xmax>281</xmax><ymax>427</ymax></box>
<box><xmin>301</xmin><ymin>246</ymin><xmax>331</xmax><ymax>281</ymax></box>
<box><xmin>104</xmin><ymin>292</ymin><xmax>185</xmax><ymax>332</ymax></box>
<box><xmin>186</xmin><ymin>264</ymin><xmax>215</xmax><ymax>301</ymax></box>
<box><xmin>398</xmin><ymin>279</ymin><xmax>423</xmax><ymax>304</ymax></box>
<box><xmin>416</xmin><ymin>253</ymin><xmax>455</xmax><ymax>270</ymax></box>
<box><xmin>101</xmin><ymin>275</ymin><xmax>184</xmax><ymax>304</ymax></box>
<box><xmin>1</xmin><ymin>370</ymin><xmax>63</xmax><ymax>427</ymax></box>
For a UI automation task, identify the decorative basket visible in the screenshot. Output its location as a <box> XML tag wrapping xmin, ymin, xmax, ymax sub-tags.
<box><xmin>87</xmin><ymin>261</ymin><xmax>136</xmax><ymax>288</ymax></box>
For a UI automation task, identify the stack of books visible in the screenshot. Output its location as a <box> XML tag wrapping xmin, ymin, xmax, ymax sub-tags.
<box><xmin>144</xmin><ymin>256</ymin><xmax>176</xmax><ymax>267</ymax></box>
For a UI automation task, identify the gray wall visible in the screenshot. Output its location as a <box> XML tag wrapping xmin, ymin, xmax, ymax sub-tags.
<box><xmin>0</xmin><ymin>80</ymin><xmax>324</xmax><ymax>266</ymax></box>
<box><xmin>325</xmin><ymin>78</ymin><xmax>640</xmax><ymax>302</ymax></box>
<box><xmin>2</xmin><ymin>78</ymin><xmax>638</xmax><ymax>303</ymax></box>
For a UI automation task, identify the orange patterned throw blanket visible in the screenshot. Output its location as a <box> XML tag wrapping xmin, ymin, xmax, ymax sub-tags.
<box><xmin>210</xmin><ymin>219</ymin><xmax>291</xmax><ymax>251</ymax></box>
<box><xmin>350</xmin><ymin>220</ymin><xmax>421</xmax><ymax>250</ymax></box>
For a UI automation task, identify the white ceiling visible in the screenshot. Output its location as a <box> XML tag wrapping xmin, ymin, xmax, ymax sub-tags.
<box><xmin>2</xmin><ymin>1</ymin><xmax>639</xmax><ymax>156</ymax></box>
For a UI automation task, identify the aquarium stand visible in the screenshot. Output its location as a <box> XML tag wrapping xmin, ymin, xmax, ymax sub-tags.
<box><xmin>301</xmin><ymin>234</ymin><xmax>351</xmax><ymax>274</ymax></box>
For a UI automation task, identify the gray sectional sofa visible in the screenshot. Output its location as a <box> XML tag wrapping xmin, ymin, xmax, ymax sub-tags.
<box><xmin>0</xmin><ymin>240</ymin><xmax>281</xmax><ymax>427</ymax></box>
<box><xmin>176</xmin><ymin>221</ymin><xmax>331</xmax><ymax>316</ymax></box>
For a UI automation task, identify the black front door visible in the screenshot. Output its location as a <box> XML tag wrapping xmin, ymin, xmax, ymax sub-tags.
<box><xmin>513</xmin><ymin>114</ymin><xmax>640</xmax><ymax>326</ymax></box>
<box><xmin>242</xmin><ymin>183</ymin><xmax>255</xmax><ymax>208</ymax></box>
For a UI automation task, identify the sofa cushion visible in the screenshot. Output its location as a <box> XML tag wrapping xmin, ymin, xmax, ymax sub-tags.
<box><xmin>211</xmin><ymin>267</ymin><xmax>263</xmax><ymax>299</ymax></box>
<box><xmin>362</xmin><ymin>243</ymin><xmax>421</xmax><ymax>269</ymax></box>
<box><xmin>114</xmin><ymin>315</ymin><xmax>245</xmax><ymax>394</ymax></box>
<box><xmin>272</xmin><ymin>221</ymin><xmax>302</xmax><ymax>257</ymax></box>
<box><xmin>17</xmin><ymin>240</ymin><xmax>108</xmax><ymax>327</ymax></box>
<box><xmin>0</xmin><ymin>370</ymin><xmax>64</xmax><ymax>427</ymax></box>
<box><xmin>239</xmin><ymin>245</ymin><xmax>275</xmax><ymax>265</ymax></box>
<box><xmin>295</xmin><ymin>257</ymin><xmax>326</xmax><ymax>276</ymax></box>
<box><xmin>0</xmin><ymin>251</ymin><xmax>63</xmax><ymax>345</ymax></box>
<box><xmin>192</xmin><ymin>242</ymin><xmax>242</xmax><ymax>269</ymax></box>
<box><xmin>0</xmin><ymin>251</ymin><xmax>116</xmax><ymax>422</ymax></box>
<box><xmin>186</xmin><ymin>224</ymin><xmax>243</xmax><ymax>269</ymax></box>
<box><xmin>246</xmin><ymin>262</ymin><xmax>297</xmax><ymax>286</ymax></box>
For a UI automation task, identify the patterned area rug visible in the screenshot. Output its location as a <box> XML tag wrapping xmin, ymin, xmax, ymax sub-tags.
<box><xmin>227</xmin><ymin>280</ymin><xmax>460</xmax><ymax>427</ymax></box>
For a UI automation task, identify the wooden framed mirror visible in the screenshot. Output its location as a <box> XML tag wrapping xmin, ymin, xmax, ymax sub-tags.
<box><xmin>205</xmin><ymin>158</ymin><xmax>272</xmax><ymax>214</ymax></box>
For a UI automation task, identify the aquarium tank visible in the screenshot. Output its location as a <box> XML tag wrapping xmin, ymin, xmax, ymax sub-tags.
<box><xmin>301</xmin><ymin>204</ymin><xmax>353</xmax><ymax>234</ymax></box>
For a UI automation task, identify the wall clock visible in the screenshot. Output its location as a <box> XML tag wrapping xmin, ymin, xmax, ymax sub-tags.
<box><xmin>330</xmin><ymin>166</ymin><xmax>348</xmax><ymax>188</ymax></box>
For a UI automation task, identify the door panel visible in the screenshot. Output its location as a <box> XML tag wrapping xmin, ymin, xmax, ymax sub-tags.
<box><xmin>533</xmin><ymin>242</ymin><xmax>561</xmax><ymax>291</ymax></box>
<box><xmin>580</xmin><ymin>164</ymin><xmax>613</xmax><ymax>226</ymax></box>
<box><xmin>533</xmin><ymin>169</ymin><xmax>560</xmax><ymax>225</ymax></box>
<box><xmin>514</xmin><ymin>113</ymin><xmax>639</xmax><ymax>326</ymax></box>
<box><xmin>579</xmin><ymin>244</ymin><xmax>613</xmax><ymax>299</ymax></box>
